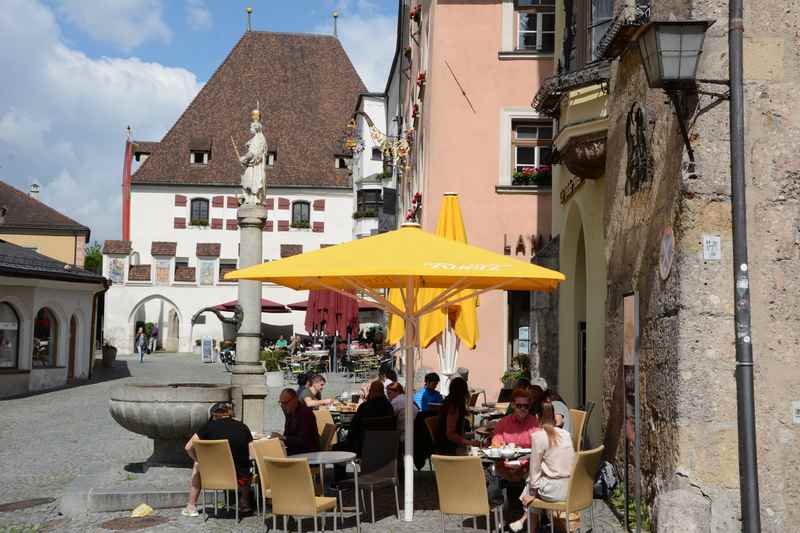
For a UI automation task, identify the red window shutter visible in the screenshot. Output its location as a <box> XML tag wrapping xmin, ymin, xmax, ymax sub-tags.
<box><xmin>313</xmin><ymin>199</ymin><xmax>325</xmax><ymax>211</ymax></box>
<box><xmin>173</xmin><ymin>217</ymin><xmax>186</xmax><ymax>229</ymax></box>
<box><xmin>226</xmin><ymin>219</ymin><xmax>238</xmax><ymax>230</ymax></box>
<box><xmin>278</xmin><ymin>197</ymin><xmax>290</xmax><ymax>210</ymax></box>
<box><xmin>264</xmin><ymin>220</ymin><xmax>274</xmax><ymax>232</ymax></box>
<box><xmin>266</xmin><ymin>198</ymin><xmax>274</xmax><ymax>209</ymax></box>
<box><xmin>212</xmin><ymin>195</ymin><xmax>224</xmax><ymax>208</ymax></box>
<box><xmin>211</xmin><ymin>218</ymin><xmax>223</xmax><ymax>230</ymax></box>
<box><xmin>312</xmin><ymin>221</ymin><xmax>325</xmax><ymax>233</ymax></box>
<box><xmin>227</xmin><ymin>196</ymin><xmax>238</xmax><ymax>208</ymax></box>
<box><xmin>175</xmin><ymin>194</ymin><xmax>187</xmax><ymax>207</ymax></box>
<box><xmin>277</xmin><ymin>220</ymin><xmax>289</xmax><ymax>232</ymax></box>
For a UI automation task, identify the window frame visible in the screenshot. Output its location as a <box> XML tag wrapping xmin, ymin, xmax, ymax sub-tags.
<box><xmin>219</xmin><ymin>260</ymin><xmax>237</xmax><ymax>283</ymax></box>
<box><xmin>190</xmin><ymin>150</ymin><xmax>210</xmax><ymax>165</ymax></box>
<box><xmin>563</xmin><ymin>0</ymin><xmax>614</xmax><ymax>71</ymax></box>
<box><xmin>291</xmin><ymin>201</ymin><xmax>311</xmax><ymax>228</ymax></box>
<box><xmin>515</xmin><ymin>5</ymin><xmax>556</xmax><ymax>53</ymax></box>
<box><xmin>190</xmin><ymin>198</ymin><xmax>210</xmax><ymax>226</ymax></box>
<box><xmin>357</xmin><ymin>189</ymin><xmax>382</xmax><ymax>211</ymax></box>
<box><xmin>0</xmin><ymin>302</ymin><xmax>20</xmax><ymax>369</ymax></box>
<box><xmin>371</xmin><ymin>147</ymin><xmax>383</xmax><ymax>161</ymax></box>
<box><xmin>512</xmin><ymin>121</ymin><xmax>553</xmax><ymax>174</ymax></box>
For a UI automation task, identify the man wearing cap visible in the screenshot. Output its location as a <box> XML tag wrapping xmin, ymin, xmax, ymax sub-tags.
<box><xmin>182</xmin><ymin>402</ymin><xmax>253</xmax><ymax>517</ymax></box>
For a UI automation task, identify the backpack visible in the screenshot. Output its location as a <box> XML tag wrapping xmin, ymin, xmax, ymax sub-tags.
<box><xmin>594</xmin><ymin>460</ymin><xmax>619</xmax><ymax>499</ymax></box>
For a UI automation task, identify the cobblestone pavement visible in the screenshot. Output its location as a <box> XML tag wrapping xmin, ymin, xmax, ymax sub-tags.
<box><xmin>0</xmin><ymin>353</ymin><xmax>625</xmax><ymax>532</ymax></box>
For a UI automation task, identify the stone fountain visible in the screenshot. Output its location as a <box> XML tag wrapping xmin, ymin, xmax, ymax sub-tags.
<box><xmin>109</xmin><ymin>383</ymin><xmax>234</xmax><ymax>466</ymax></box>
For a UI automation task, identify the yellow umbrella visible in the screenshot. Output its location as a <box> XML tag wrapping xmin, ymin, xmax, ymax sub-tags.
<box><xmin>226</xmin><ymin>223</ymin><xmax>564</xmax><ymax>521</ymax></box>
<box><xmin>388</xmin><ymin>193</ymin><xmax>478</xmax><ymax>348</ymax></box>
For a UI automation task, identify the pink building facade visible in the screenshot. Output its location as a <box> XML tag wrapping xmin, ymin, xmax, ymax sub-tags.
<box><xmin>388</xmin><ymin>0</ymin><xmax>555</xmax><ymax>399</ymax></box>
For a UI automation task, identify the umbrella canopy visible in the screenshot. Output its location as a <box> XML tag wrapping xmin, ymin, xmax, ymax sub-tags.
<box><xmin>226</xmin><ymin>223</ymin><xmax>565</xmax><ymax>521</ymax></box>
<box><xmin>213</xmin><ymin>298</ymin><xmax>290</xmax><ymax>313</ymax></box>
<box><xmin>302</xmin><ymin>289</ymin><xmax>360</xmax><ymax>336</ymax></box>
<box><xmin>388</xmin><ymin>193</ymin><xmax>479</xmax><ymax>348</ymax></box>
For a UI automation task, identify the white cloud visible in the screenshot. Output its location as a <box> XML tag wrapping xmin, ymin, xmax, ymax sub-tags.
<box><xmin>0</xmin><ymin>0</ymin><xmax>200</xmax><ymax>241</ymax></box>
<box><xmin>54</xmin><ymin>0</ymin><xmax>172</xmax><ymax>50</ymax></box>
<box><xmin>315</xmin><ymin>5</ymin><xmax>397</xmax><ymax>92</ymax></box>
<box><xmin>185</xmin><ymin>0</ymin><xmax>212</xmax><ymax>31</ymax></box>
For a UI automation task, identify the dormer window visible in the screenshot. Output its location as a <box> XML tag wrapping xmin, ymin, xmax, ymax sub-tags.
<box><xmin>189</xmin><ymin>136</ymin><xmax>212</xmax><ymax>166</ymax></box>
<box><xmin>335</xmin><ymin>156</ymin><xmax>351</xmax><ymax>169</ymax></box>
<box><xmin>267</xmin><ymin>151</ymin><xmax>277</xmax><ymax>166</ymax></box>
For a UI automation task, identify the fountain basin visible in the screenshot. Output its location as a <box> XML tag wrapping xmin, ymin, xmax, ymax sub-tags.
<box><xmin>109</xmin><ymin>383</ymin><xmax>234</xmax><ymax>466</ymax></box>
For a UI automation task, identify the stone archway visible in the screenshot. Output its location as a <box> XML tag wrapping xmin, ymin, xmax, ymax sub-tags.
<box><xmin>129</xmin><ymin>295</ymin><xmax>182</xmax><ymax>354</ymax></box>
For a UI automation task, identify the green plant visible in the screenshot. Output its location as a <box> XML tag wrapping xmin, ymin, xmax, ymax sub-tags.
<box><xmin>290</xmin><ymin>220</ymin><xmax>310</xmax><ymax>229</ymax></box>
<box><xmin>609</xmin><ymin>485</ymin><xmax>652</xmax><ymax>531</ymax></box>
<box><xmin>190</xmin><ymin>218</ymin><xmax>209</xmax><ymax>226</ymax></box>
<box><xmin>352</xmin><ymin>208</ymin><xmax>378</xmax><ymax>219</ymax></box>
<box><xmin>144</xmin><ymin>322</ymin><xmax>154</xmax><ymax>338</ymax></box>
<box><xmin>260</xmin><ymin>349</ymin><xmax>284</xmax><ymax>371</ymax></box>
<box><xmin>512</xmin><ymin>165</ymin><xmax>552</xmax><ymax>187</ymax></box>
<box><xmin>501</xmin><ymin>367</ymin><xmax>527</xmax><ymax>386</ymax></box>
<box><xmin>84</xmin><ymin>240</ymin><xmax>102</xmax><ymax>273</ymax></box>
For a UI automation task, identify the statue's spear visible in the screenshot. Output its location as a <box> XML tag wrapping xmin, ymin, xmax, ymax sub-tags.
<box><xmin>230</xmin><ymin>136</ymin><xmax>241</xmax><ymax>160</ymax></box>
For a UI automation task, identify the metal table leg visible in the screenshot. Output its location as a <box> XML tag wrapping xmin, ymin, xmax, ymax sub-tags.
<box><xmin>351</xmin><ymin>459</ymin><xmax>361</xmax><ymax>532</ymax></box>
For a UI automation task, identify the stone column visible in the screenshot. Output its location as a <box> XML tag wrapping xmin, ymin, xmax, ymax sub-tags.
<box><xmin>232</xmin><ymin>203</ymin><xmax>268</xmax><ymax>432</ymax></box>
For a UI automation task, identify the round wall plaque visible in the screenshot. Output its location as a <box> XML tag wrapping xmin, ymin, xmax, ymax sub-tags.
<box><xmin>659</xmin><ymin>226</ymin><xmax>674</xmax><ymax>280</ymax></box>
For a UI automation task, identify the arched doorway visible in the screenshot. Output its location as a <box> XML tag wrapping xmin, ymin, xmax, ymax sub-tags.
<box><xmin>574</xmin><ymin>228</ymin><xmax>588</xmax><ymax>407</ymax></box>
<box><xmin>68</xmin><ymin>315</ymin><xmax>77</xmax><ymax>380</ymax></box>
<box><xmin>129</xmin><ymin>295</ymin><xmax>181</xmax><ymax>354</ymax></box>
<box><xmin>33</xmin><ymin>308</ymin><xmax>58</xmax><ymax>368</ymax></box>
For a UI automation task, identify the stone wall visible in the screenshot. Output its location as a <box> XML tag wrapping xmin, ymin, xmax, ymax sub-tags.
<box><xmin>602</xmin><ymin>1</ymin><xmax>800</xmax><ymax>531</ymax></box>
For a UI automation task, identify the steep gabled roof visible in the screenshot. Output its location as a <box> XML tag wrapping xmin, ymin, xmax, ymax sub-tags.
<box><xmin>0</xmin><ymin>180</ymin><xmax>90</xmax><ymax>237</ymax></box>
<box><xmin>132</xmin><ymin>31</ymin><xmax>366</xmax><ymax>189</ymax></box>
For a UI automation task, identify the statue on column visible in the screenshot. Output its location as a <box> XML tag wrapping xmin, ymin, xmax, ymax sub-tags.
<box><xmin>236</xmin><ymin>108</ymin><xmax>267</xmax><ymax>205</ymax></box>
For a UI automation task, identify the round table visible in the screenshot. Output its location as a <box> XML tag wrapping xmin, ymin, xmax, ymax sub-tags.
<box><xmin>291</xmin><ymin>451</ymin><xmax>361</xmax><ymax>531</ymax></box>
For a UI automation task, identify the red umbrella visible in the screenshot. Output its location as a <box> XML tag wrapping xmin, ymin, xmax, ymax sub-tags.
<box><xmin>303</xmin><ymin>289</ymin><xmax>360</xmax><ymax>336</ymax></box>
<box><xmin>288</xmin><ymin>298</ymin><xmax>382</xmax><ymax>311</ymax></box>
<box><xmin>214</xmin><ymin>298</ymin><xmax>290</xmax><ymax>313</ymax></box>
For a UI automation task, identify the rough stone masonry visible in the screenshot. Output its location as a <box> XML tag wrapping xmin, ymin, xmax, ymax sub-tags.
<box><xmin>601</xmin><ymin>1</ymin><xmax>799</xmax><ymax>532</ymax></box>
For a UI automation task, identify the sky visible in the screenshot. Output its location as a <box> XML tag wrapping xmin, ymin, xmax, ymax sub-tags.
<box><xmin>0</xmin><ymin>0</ymin><xmax>397</xmax><ymax>243</ymax></box>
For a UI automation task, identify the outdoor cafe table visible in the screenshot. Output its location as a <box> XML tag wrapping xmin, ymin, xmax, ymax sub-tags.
<box><xmin>291</xmin><ymin>450</ymin><xmax>361</xmax><ymax>532</ymax></box>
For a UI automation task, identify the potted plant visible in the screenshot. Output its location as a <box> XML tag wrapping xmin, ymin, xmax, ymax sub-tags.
<box><xmin>261</xmin><ymin>350</ymin><xmax>284</xmax><ymax>387</ymax></box>
<box><xmin>512</xmin><ymin>165</ymin><xmax>552</xmax><ymax>187</ymax></box>
<box><xmin>101</xmin><ymin>342</ymin><xmax>117</xmax><ymax>368</ymax></box>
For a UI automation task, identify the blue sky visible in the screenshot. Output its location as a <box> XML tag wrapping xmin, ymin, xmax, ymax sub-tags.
<box><xmin>0</xmin><ymin>0</ymin><xmax>396</xmax><ymax>242</ymax></box>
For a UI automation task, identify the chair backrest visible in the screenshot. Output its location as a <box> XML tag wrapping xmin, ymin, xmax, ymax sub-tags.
<box><xmin>194</xmin><ymin>439</ymin><xmax>238</xmax><ymax>491</ymax></box>
<box><xmin>251</xmin><ymin>438</ymin><xmax>286</xmax><ymax>494</ymax></box>
<box><xmin>360</xmin><ymin>430</ymin><xmax>400</xmax><ymax>478</ymax></box>
<box><xmin>431</xmin><ymin>455</ymin><xmax>490</xmax><ymax>516</ymax></box>
<box><xmin>496</xmin><ymin>388</ymin><xmax>513</xmax><ymax>403</ymax></box>
<box><xmin>424</xmin><ymin>415</ymin><xmax>438</xmax><ymax>442</ymax></box>
<box><xmin>566</xmin><ymin>445</ymin><xmax>604</xmax><ymax>512</ymax></box>
<box><xmin>314</xmin><ymin>409</ymin><xmax>337</xmax><ymax>445</ymax></box>
<box><xmin>495</xmin><ymin>402</ymin><xmax>510</xmax><ymax>414</ymax></box>
<box><xmin>468</xmin><ymin>391</ymin><xmax>481</xmax><ymax>407</ymax></box>
<box><xmin>263</xmin><ymin>457</ymin><xmax>317</xmax><ymax>517</ymax></box>
<box><xmin>320</xmin><ymin>423</ymin><xmax>337</xmax><ymax>451</ymax></box>
<box><xmin>569</xmin><ymin>409</ymin><xmax>587</xmax><ymax>451</ymax></box>
<box><xmin>361</xmin><ymin>415</ymin><xmax>396</xmax><ymax>431</ymax></box>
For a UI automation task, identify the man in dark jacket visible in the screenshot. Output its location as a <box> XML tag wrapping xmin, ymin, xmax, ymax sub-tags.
<box><xmin>271</xmin><ymin>388</ymin><xmax>320</xmax><ymax>455</ymax></box>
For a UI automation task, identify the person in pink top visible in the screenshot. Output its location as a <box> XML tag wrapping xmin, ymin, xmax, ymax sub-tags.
<box><xmin>491</xmin><ymin>388</ymin><xmax>540</xmax><ymax>447</ymax></box>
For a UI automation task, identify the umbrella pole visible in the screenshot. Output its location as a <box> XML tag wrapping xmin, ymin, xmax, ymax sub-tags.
<box><xmin>403</xmin><ymin>279</ymin><xmax>416</xmax><ymax>522</ymax></box>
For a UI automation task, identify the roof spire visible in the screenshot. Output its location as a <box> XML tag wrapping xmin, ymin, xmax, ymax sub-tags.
<box><xmin>246</xmin><ymin>6</ymin><xmax>253</xmax><ymax>32</ymax></box>
<box><xmin>332</xmin><ymin>11</ymin><xmax>339</xmax><ymax>38</ymax></box>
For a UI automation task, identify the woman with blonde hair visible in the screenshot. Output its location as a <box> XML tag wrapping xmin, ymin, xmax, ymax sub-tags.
<box><xmin>509</xmin><ymin>402</ymin><xmax>576</xmax><ymax>532</ymax></box>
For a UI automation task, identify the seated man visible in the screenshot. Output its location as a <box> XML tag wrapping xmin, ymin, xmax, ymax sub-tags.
<box><xmin>413</xmin><ymin>372</ymin><xmax>444</xmax><ymax>412</ymax></box>
<box><xmin>183</xmin><ymin>402</ymin><xmax>253</xmax><ymax>517</ymax></box>
<box><xmin>271</xmin><ymin>388</ymin><xmax>320</xmax><ymax>455</ymax></box>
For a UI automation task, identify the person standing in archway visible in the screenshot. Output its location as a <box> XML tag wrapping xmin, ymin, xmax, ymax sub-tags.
<box><xmin>135</xmin><ymin>327</ymin><xmax>146</xmax><ymax>363</ymax></box>
<box><xmin>149</xmin><ymin>323</ymin><xmax>158</xmax><ymax>354</ymax></box>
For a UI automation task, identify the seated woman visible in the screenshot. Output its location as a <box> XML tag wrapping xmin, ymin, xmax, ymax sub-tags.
<box><xmin>435</xmin><ymin>377</ymin><xmax>480</xmax><ymax>455</ymax></box>
<box><xmin>339</xmin><ymin>380</ymin><xmax>395</xmax><ymax>455</ymax></box>
<box><xmin>299</xmin><ymin>373</ymin><xmax>333</xmax><ymax>409</ymax></box>
<box><xmin>509</xmin><ymin>402</ymin><xmax>576</xmax><ymax>532</ymax></box>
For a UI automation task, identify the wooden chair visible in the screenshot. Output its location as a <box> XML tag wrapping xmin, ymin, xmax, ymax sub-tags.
<box><xmin>194</xmin><ymin>439</ymin><xmax>240</xmax><ymax>522</ymax></box>
<box><xmin>432</xmin><ymin>455</ymin><xmax>504</xmax><ymax>533</ymax></box>
<box><xmin>264</xmin><ymin>457</ymin><xmax>338</xmax><ymax>532</ymax></box>
<box><xmin>251</xmin><ymin>438</ymin><xmax>286</xmax><ymax>522</ymax></box>
<box><xmin>525</xmin><ymin>446</ymin><xmax>604</xmax><ymax>533</ymax></box>
<box><xmin>569</xmin><ymin>409</ymin><xmax>587</xmax><ymax>451</ymax></box>
<box><xmin>320</xmin><ymin>423</ymin><xmax>337</xmax><ymax>451</ymax></box>
<box><xmin>314</xmin><ymin>410</ymin><xmax>338</xmax><ymax>446</ymax></box>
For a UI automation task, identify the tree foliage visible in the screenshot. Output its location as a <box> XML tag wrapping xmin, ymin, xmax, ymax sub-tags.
<box><xmin>84</xmin><ymin>241</ymin><xmax>102</xmax><ymax>273</ymax></box>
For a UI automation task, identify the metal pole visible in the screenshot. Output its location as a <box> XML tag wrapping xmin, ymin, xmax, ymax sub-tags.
<box><xmin>402</xmin><ymin>278</ymin><xmax>416</xmax><ymax>521</ymax></box>
<box><xmin>728</xmin><ymin>1</ymin><xmax>761</xmax><ymax>531</ymax></box>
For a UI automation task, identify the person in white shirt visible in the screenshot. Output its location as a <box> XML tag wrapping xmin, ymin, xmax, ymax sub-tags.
<box><xmin>386</xmin><ymin>382</ymin><xmax>418</xmax><ymax>443</ymax></box>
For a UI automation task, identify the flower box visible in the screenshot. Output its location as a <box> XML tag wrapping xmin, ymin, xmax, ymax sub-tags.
<box><xmin>512</xmin><ymin>166</ymin><xmax>552</xmax><ymax>187</ymax></box>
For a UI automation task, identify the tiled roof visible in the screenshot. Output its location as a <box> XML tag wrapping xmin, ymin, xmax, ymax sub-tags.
<box><xmin>133</xmin><ymin>141</ymin><xmax>159</xmax><ymax>157</ymax></box>
<box><xmin>174</xmin><ymin>266</ymin><xmax>196</xmax><ymax>283</ymax></box>
<box><xmin>128</xmin><ymin>265</ymin><xmax>151</xmax><ymax>281</ymax></box>
<box><xmin>131</xmin><ymin>31</ymin><xmax>365</xmax><ymax>189</ymax></box>
<box><xmin>0</xmin><ymin>180</ymin><xmax>90</xmax><ymax>236</ymax></box>
<box><xmin>0</xmin><ymin>240</ymin><xmax>106</xmax><ymax>284</ymax></box>
<box><xmin>103</xmin><ymin>240</ymin><xmax>132</xmax><ymax>255</ymax></box>
<box><xmin>151</xmin><ymin>242</ymin><xmax>177</xmax><ymax>256</ymax></box>
<box><xmin>196</xmin><ymin>243</ymin><xmax>221</xmax><ymax>257</ymax></box>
